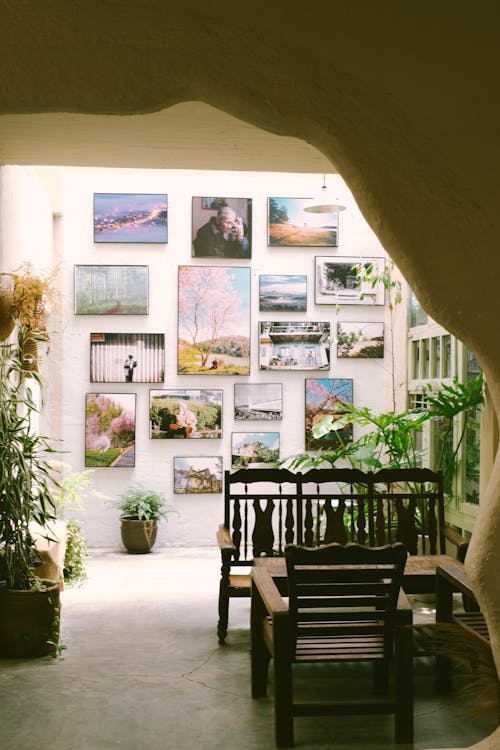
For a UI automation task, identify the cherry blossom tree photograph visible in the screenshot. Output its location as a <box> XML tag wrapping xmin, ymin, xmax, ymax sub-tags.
<box><xmin>85</xmin><ymin>393</ymin><xmax>136</xmax><ymax>467</ymax></box>
<box><xmin>177</xmin><ymin>265</ymin><xmax>250</xmax><ymax>374</ymax></box>
<box><xmin>305</xmin><ymin>378</ymin><xmax>353</xmax><ymax>450</ymax></box>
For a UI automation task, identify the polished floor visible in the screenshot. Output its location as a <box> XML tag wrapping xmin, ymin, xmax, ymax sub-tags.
<box><xmin>0</xmin><ymin>548</ymin><xmax>497</xmax><ymax>750</ymax></box>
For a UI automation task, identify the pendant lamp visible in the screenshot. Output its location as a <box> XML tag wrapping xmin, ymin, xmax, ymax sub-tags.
<box><xmin>304</xmin><ymin>174</ymin><xmax>346</xmax><ymax>213</ymax></box>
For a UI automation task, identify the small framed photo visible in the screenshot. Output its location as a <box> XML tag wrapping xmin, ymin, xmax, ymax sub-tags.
<box><xmin>231</xmin><ymin>432</ymin><xmax>280</xmax><ymax>469</ymax></box>
<box><xmin>259</xmin><ymin>321</ymin><xmax>331</xmax><ymax>371</ymax></box>
<box><xmin>173</xmin><ymin>456</ymin><xmax>223</xmax><ymax>494</ymax></box>
<box><xmin>90</xmin><ymin>333</ymin><xmax>165</xmax><ymax>383</ymax></box>
<box><xmin>268</xmin><ymin>197</ymin><xmax>338</xmax><ymax>247</ymax></box>
<box><xmin>150</xmin><ymin>389</ymin><xmax>223</xmax><ymax>439</ymax></box>
<box><xmin>178</xmin><ymin>265</ymin><xmax>250</xmax><ymax>375</ymax></box>
<box><xmin>234</xmin><ymin>383</ymin><xmax>283</xmax><ymax>421</ymax></box>
<box><xmin>93</xmin><ymin>193</ymin><xmax>168</xmax><ymax>243</ymax></box>
<box><xmin>85</xmin><ymin>393</ymin><xmax>136</xmax><ymax>467</ymax></box>
<box><xmin>315</xmin><ymin>256</ymin><xmax>385</xmax><ymax>305</ymax></box>
<box><xmin>259</xmin><ymin>274</ymin><xmax>307</xmax><ymax>312</ymax></box>
<box><xmin>192</xmin><ymin>196</ymin><xmax>252</xmax><ymax>258</ymax></box>
<box><xmin>336</xmin><ymin>321</ymin><xmax>385</xmax><ymax>358</ymax></box>
<box><xmin>305</xmin><ymin>378</ymin><xmax>353</xmax><ymax>451</ymax></box>
<box><xmin>75</xmin><ymin>265</ymin><xmax>149</xmax><ymax>315</ymax></box>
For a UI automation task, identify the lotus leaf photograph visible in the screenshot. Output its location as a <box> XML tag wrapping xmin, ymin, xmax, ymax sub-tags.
<box><xmin>178</xmin><ymin>265</ymin><xmax>250</xmax><ymax>375</ymax></box>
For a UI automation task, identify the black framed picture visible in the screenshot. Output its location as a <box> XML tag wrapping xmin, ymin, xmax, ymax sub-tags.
<box><xmin>192</xmin><ymin>196</ymin><xmax>252</xmax><ymax>258</ymax></box>
<box><xmin>173</xmin><ymin>456</ymin><xmax>223</xmax><ymax>494</ymax></box>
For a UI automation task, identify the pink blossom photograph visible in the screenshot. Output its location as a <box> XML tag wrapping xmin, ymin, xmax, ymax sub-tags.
<box><xmin>85</xmin><ymin>393</ymin><xmax>136</xmax><ymax>467</ymax></box>
<box><xmin>178</xmin><ymin>265</ymin><xmax>250</xmax><ymax>375</ymax></box>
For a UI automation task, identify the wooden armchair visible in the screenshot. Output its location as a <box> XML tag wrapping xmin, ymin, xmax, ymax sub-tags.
<box><xmin>251</xmin><ymin>542</ymin><xmax>413</xmax><ymax>748</ymax></box>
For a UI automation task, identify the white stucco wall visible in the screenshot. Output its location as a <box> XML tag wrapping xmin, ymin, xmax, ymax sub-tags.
<box><xmin>2</xmin><ymin>166</ymin><xmax>395</xmax><ymax>548</ymax></box>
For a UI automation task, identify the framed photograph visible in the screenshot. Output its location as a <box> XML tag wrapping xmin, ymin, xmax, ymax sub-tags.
<box><xmin>178</xmin><ymin>265</ymin><xmax>250</xmax><ymax>375</ymax></box>
<box><xmin>259</xmin><ymin>274</ymin><xmax>307</xmax><ymax>312</ymax></box>
<box><xmin>315</xmin><ymin>256</ymin><xmax>385</xmax><ymax>305</ymax></box>
<box><xmin>173</xmin><ymin>456</ymin><xmax>223</xmax><ymax>494</ymax></box>
<box><xmin>259</xmin><ymin>321</ymin><xmax>330</xmax><ymax>371</ymax></box>
<box><xmin>234</xmin><ymin>383</ymin><xmax>283</xmax><ymax>421</ymax></box>
<box><xmin>192</xmin><ymin>196</ymin><xmax>252</xmax><ymax>258</ymax></box>
<box><xmin>336</xmin><ymin>321</ymin><xmax>385</xmax><ymax>358</ymax></box>
<box><xmin>305</xmin><ymin>378</ymin><xmax>353</xmax><ymax>451</ymax></box>
<box><xmin>231</xmin><ymin>432</ymin><xmax>280</xmax><ymax>469</ymax></box>
<box><xmin>85</xmin><ymin>393</ymin><xmax>136</xmax><ymax>467</ymax></box>
<box><xmin>74</xmin><ymin>265</ymin><xmax>149</xmax><ymax>315</ymax></box>
<box><xmin>149</xmin><ymin>389</ymin><xmax>223</xmax><ymax>439</ymax></box>
<box><xmin>268</xmin><ymin>197</ymin><xmax>338</xmax><ymax>247</ymax></box>
<box><xmin>93</xmin><ymin>193</ymin><xmax>168</xmax><ymax>243</ymax></box>
<box><xmin>90</xmin><ymin>333</ymin><xmax>165</xmax><ymax>383</ymax></box>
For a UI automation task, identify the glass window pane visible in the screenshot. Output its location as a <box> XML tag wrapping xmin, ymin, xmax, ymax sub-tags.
<box><xmin>412</xmin><ymin>340</ymin><xmax>420</xmax><ymax>379</ymax></box>
<box><xmin>422</xmin><ymin>339</ymin><xmax>429</xmax><ymax>378</ymax></box>
<box><xmin>431</xmin><ymin>337</ymin><xmax>441</xmax><ymax>378</ymax></box>
<box><xmin>442</xmin><ymin>335</ymin><xmax>452</xmax><ymax>378</ymax></box>
<box><xmin>409</xmin><ymin>288</ymin><xmax>428</xmax><ymax>327</ymax></box>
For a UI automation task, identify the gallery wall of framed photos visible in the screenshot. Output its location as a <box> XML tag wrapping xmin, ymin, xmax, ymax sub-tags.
<box><xmin>48</xmin><ymin>167</ymin><xmax>395</xmax><ymax>547</ymax></box>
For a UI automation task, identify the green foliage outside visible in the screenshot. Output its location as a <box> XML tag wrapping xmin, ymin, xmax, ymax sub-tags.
<box><xmin>64</xmin><ymin>520</ymin><xmax>89</xmax><ymax>586</ymax></box>
<box><xmin>281</xmin><ymin>374</ymin><xmax>484</xmax><ymax>501</ymax></box>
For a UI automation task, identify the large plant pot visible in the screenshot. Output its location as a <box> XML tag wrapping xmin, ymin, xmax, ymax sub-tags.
<box><xmin>0</xmin><ymin>583</ymin><xmax>61</xmax><ymax>658</ymax></box>
<box><xmin>120</xmin><ymin>518</ymin><xmax>158</xmax><ymax>553</ymax></box>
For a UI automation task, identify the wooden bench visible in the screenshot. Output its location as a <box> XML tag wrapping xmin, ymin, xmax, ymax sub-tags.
<box><xmin>217</xmin><ymin>466</ymin><xmax>465</xmax><ymax>643</ymax></box>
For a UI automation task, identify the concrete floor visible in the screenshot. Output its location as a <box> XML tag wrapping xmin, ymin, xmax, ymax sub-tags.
<box><xmin>0</xmin><ymin>548</ymin><xmax>497</xmax><ymax>750</ymax></box>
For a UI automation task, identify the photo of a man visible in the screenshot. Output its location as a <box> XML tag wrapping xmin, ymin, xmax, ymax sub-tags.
<box><xmin>124</xmin><ymin>354</ymin><xmax>137</xmax><ymax>382</ymax></box>
<box><xmin>192</xmin><ymin>197</ymin><xmax>252</xmax><ymax>258</ymax></box>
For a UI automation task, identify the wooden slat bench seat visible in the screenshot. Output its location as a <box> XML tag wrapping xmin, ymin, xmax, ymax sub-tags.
<box><xmin>217</xmin><ymin>467</ymin><xmax>466</xmax><ymax>643</ymax></box>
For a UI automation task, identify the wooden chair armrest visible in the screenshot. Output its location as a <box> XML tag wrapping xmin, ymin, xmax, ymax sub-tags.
<box><xmin>216</xmin><ymin>524</ymin><xmax>237</xmax><ymax>553</ymax></box>
<box><xmin>252</xmin><ymin>566</ymin><xmax>288</xmax><ymax>615</ymax></box>
<box><xmin>443</xmin><ymin>523</ymin><xmax>468</xmax><ymax>561</ymax></box>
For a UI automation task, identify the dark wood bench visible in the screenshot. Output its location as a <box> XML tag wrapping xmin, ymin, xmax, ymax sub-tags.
<box><xmin>217</xmin><ymin>466</ymin><xmax>465</xmax><ymax>643</ymax></box>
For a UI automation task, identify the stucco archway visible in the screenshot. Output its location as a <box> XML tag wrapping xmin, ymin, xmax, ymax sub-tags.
<box><xmin>1</xmin><ymin>4</ymin><xmax>500</xmax><ymax>747</ymax></box>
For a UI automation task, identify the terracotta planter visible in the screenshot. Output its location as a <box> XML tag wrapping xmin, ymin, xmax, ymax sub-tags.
<box><xmin>120</xmin><ymin>518</ymin><xmax>158</xmax><ymax>554</ymax></box>
<box><xmin>0</xmin><ymin>583</ymin><xmax>61</xmax><ymax>658</ymax></box>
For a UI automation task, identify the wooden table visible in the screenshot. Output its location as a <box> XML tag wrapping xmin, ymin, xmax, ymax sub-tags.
<box><xmin>254</xmin><ymin>553</ymin><xmax>465</xmax><ymax>596</ymax></box>
<box><xmin>435</xmin><ymin>559</ymin><xmax>485</xmax><ymax>692</ymax></box>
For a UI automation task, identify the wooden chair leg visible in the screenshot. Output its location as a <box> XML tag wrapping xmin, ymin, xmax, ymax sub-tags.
<box><xmin>217</xmin><ymin>579</ymin><xmax>230</xmax><ymax>644</ymax></box>
<box><xmin>395</xmin><ymin>623</ymin><xmax>414</xmax><ymax>743</ymax></box>
<box><xmin>273</xmin><ymin>614</ymin><xmax>294</xmax><ymax>748</ymax></box>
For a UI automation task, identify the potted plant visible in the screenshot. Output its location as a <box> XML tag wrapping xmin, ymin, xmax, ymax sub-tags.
<box><xmin>0</xmin><ymin>326</ymin><xmax>62</xmax><ymax>657</ymax></box>
<box><xmin>113</xmin><ymin>486</ymin><xmax>172</xmax><ymax>554</ymax></box>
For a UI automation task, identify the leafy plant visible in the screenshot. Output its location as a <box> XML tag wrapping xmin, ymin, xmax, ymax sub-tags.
<box><xmin>63</xmin><ymin>520</ymin><xmax>89</xmax><ymax>586</ymax></box>
<box><xmin>0</xmin><ymin>327</ymin><xmax>59</xmax><ymax>590</ymax></box>
<box><xmin>113</xmin><ymin>486</ymin><xmax>171</xmax><ymax>521</ymax></box>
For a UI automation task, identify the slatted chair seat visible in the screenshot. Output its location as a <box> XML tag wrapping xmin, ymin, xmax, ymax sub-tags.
<box><xmin>251</xmin><ymin>542</ymin><xmax>413</xmax><ymax>748</ymax></box>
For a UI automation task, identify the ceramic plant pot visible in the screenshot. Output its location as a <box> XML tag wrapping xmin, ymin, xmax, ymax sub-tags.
<box><xmin>120</xmin><ymin>518</ymin><xmax>158</xmax><ymax>554</ymax></box>
<box><xmin>0</xmin><ymin>583</ymin><xmax>61</xmax><ymax>658</ymax></box>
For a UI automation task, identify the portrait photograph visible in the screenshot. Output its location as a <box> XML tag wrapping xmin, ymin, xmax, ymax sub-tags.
<box><xmin>259</xmin><ymin>274</ymin><xmax>307</xmax><ymax>312</ymax></box>
<box><xmin>173</xmin><ymin>456</ymin><xmax>223</xmax><ymax>494</ymax></box>
<box><xmin>93</xmin><ymin>193</ymin><xmax>168</xmax><ymax>243</ymax></box>
<box><xmin>305</xmin><ymin>378</ymin><xmax>353</xmax><ymax>451</ymax></box>
<box><xmin>336</xmin><ymin>321</ymin><xmax>385</xmax><ymax>358</ymax></box>
<box><xmin>74</xmin><ymin>265</ymin><xmax>149</xmax><ymax>315</ymax></box>
<box><xmin>90</xmin><ymin>333</ymin><xmax>165</xmax><ymax>383</ymax></box>
<box><xmin>178</xmin><ymin>265</ymin><xmax>250</xmax><ymax>375</ymax></box>
<box><xmin>85</xmin><ymin>393</ymin><xmax>136</xmax><ymax>467</ymax></box>
<box><xmin>268</xmin><ymin>197</ymin><xmax>338</xmax><ymax>247</ymax></box>
<box><xmin>315</xmin><ymin>256</ymin><xmax>386</xmax><ymax>305</ymax></box>
<box><xmin>234</xmin><ymin>383</ymin><xmax>283</xmax><ymax>421</ymax></box>
<box><xmin>150</xmin><ymin>389</ymin><xmax>223</xmax><ymax>439</ymax></box>
<box><xmin>259</xmin><ymin>321</ymin><xmax>330</xmax><ymax>371</ymax></box>
<box><xmin>231</xmin><ymin>432</ymin><xmax>280</xmax><ymax>469</ymax></box>
<box><xmin>192</xmin><ymin>196</ymin><xmax>252</xmax><ymax>258</ymax></box>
